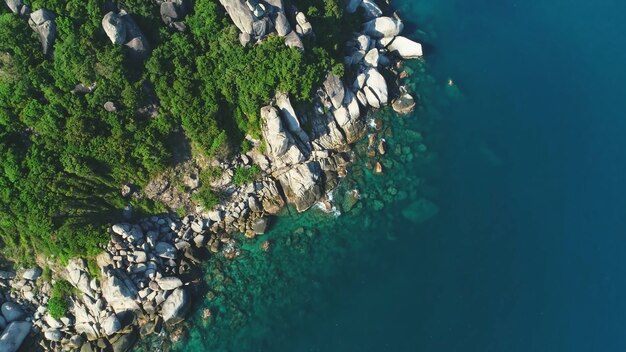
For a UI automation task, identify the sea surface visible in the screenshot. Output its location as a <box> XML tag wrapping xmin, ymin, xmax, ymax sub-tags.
<box><xmin>139</xmin><ymin>0</ymin><xmax>626</xmax><ymax>351</ymax></box>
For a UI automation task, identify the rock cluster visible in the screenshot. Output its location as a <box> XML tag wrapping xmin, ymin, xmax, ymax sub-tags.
<box><xmin>0</xmin><ymin>268</ymin><xmax>46</xmax><ymax>352</ymax></box>
<box><xmin>28</xmin><ymin>9</ymin><xmax>56</xmax><ymax>55</ymax></box>
<box><xmin>219</xmin><ymin>0</ymin><xmax>306</xmax><ymax>50</ymax></box>
<box><xmin>157</xmin><ymin>0</ymin><xmax>192</xmax><ymax>31</ymax></box>
<box><xmin>3</xmin><ymin>1</ymin><xmax>57</xmax><ymax>55</ymax></box>
<box><xmin>102</xmin><ymin>10</ymin><xmax>150</xmax><ymax>59</ymax></box>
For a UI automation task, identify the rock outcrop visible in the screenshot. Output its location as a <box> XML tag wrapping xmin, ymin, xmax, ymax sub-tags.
<box><xmin>159</xmin><ymin>0</ymin><xmax>191</xmax><ymax>31</ymax></box>
<box><xmin>277</xmin><ymin>162</ymin><xmax>323</xmax><ymax>212</ymax></box>
<box><xmin>219</xmin><ymin>0</ymin><xmax>267</xmax><ymax>37</ymax></box>
<box><xmin>161</xmin><ymin>287</ymin><xmax>189</xmax><ymax>324</ymax></box>
<box><xmin>102</xmin><ymin>10</ymin><xmax>150</xmax><ymax>59</ymax></box>
<box><xmin>363</xmin><ymin>16</ymin><xmax>403</xmax><ymax>38</ymax></box>
<box><xmin>382</xmin><ymin>36</ymin><xmax>423</xmax><ymax>59</ymax></box>
<box><xmin>3</xmin><ymin>0</ymin><xmax>17</xmax><ymax>13</ymax></box>
<box><xmin>28</xmin><ymin>9</ymin><xmax>56</xmax><ymax>55</ymax></box>
<box><xmin>392</xmin><ymin>92</ymin><xmax>416</xmax><ymax>114</ymax></box>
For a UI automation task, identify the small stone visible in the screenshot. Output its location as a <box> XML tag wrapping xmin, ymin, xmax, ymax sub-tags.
<box><xmin>22</xmin><ymin>267</ymin><xmax>42</xmax><ymax>281</ymax></box>
<box><xmin>377</xmin><ymin>139</ymin><xmax>386</xmax><ymax>155</ymax></box>
<box><xmin>44</xmin><ymin>329</ymin><xmax>62</xmax><ymax>341</ymax></box>
<box><xmin>374</xmin><ymin>161</ymin><xmax>383</xmax><ymax>174</ymax></box>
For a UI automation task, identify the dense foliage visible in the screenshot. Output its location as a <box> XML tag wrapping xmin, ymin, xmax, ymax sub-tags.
<box><xmin>48</xmin><ymin>279</ymin><xmax>73</xmax><ymax>318</ymax></box>
<box><xmin>0</xmin><ymin>0</ymin><xmax>354</xmax><ymax>262</ymax></box>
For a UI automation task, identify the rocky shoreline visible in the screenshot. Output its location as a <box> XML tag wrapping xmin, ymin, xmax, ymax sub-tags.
<box><xmin>0</xmin><ymin>0</ymin><xmax>423</xmax><ymax>350</ymax></box>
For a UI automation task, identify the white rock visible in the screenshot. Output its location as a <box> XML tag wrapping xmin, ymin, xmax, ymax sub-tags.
<box><xmin>156</xmin><ymin>277</ymin><xmax>183</xmax><ymax>291</ymax></box>
<box><xmin>364</xmin><ymin>48</ymin><xmax>379</xmax><ymax>67</ymax></box>
<box><xmin>386</xmin><ymin>36</ymin><xmax>423</xmax><ymax>58</ymax></box>
<box><xmin>363</xmin><ymin>17</ymin><xmax>404</xmax><ymax>39</ymax></box>
<box><xmin>22</xmin><ymin>267</ymin><xmax>42</xmax><ymax>281</ymax></box>
<box><xmin>161</xmin><ymin>288</ymin><xmax>189</xmax><ymax>324</ymax></box>
<box><xmin>101</xmin><ymin>314</ymin><xmax>121</xmax><ymax>336</ymax></box>
<box><xmin>44</xmin><ymin>329</ymin><xmax>62</xmax><ymax>341</ymax></box>
<box><xmin>364</xmin><ymin>68</ymin><xmax>388</xmax><ymax>107</ymax></box>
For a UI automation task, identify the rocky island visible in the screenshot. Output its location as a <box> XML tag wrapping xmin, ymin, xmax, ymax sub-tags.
<box><xmin>0</xmin><ymin>0</ymin><xmax>424</xmax><ymax>350</ymax></box>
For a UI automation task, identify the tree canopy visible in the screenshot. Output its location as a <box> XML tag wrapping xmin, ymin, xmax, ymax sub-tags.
<box><xmin>0</xmin><ymin>0</ymin><xmax>356</xmax><ymax>262</ymax></box>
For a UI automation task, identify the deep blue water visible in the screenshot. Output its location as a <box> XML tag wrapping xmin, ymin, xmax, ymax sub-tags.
<box><xmin>275</xmin><ymin>1</ymin><xmax>626</xmax><ymax>351</ymax></box>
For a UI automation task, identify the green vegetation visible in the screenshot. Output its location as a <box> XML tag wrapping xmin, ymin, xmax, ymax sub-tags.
<box><xmin>0</xmin><ymin>0</ymin><xmax>358</xmax><ymax>262</ymax></box>
<box><xmin>233</xmin><ymin>165</ymin><xmax>261</xmax><ymax>186</ymax></box>
<box><xmin>48</xmin><ymin>279</ymin><xmax>74</xmax><ymax>319</ymax></box>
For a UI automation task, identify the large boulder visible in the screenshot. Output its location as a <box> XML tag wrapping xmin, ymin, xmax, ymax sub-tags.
<box><xmin>363</xmin><ymin>17</ymin><xmax>403</xmax><ymax>38</ymax></box>
<box><xmin>1</xmin><ymin>302</ymin><xmax>25</xmax><ymax>323</ymax></box>
<box><xmin>332</xmin><ymin>90</ymin><xmax>364</xmax><ymax>144</ymax></box>
<box><xmin>28</xmin><ymin>9</ymin><xmax>56</xmax><ymax>55</ymax></box>
<box><xmin>355</xmin><ymin>34</ymin><xmax>371</xmax><ymax>52</ymax></box>
<box><xmin>284</xmin><ymin>30</ymin><xmax>304</xmax><ymax>51</ymax></box>
<box><xmin>103</xmin><ymin>11</ymin><xmax>150</xmax><ymax>59</ymax></box>
<box><xmin>277</xmin><ymin>162</ymin><xmax>323</xmax><ymax>212</ymax></box>
<box><xmin>66</xmin><ymin>258</ymin><xmax>96</xmax><ymax>298</ymax></box>
<box><xmin>156</xmin><ymin>277</ymin><xmax>183</xmax><ymax>291</ymax></box>
<box><xmin>257</xmin><ymin>178</ymin><xmax>285</xmax><ymax>214</ymax></box>
<box><xmin>102</xmin><ymin>12</ymin><xmax>127</xmax><ymax>45</ymax></box>
<box><xmin>276</xmin><ymin>92</ymin><xmax>309</xmax><ymax>142</ymax></box>
<box><xmin>359</xmin><ymin>0</ymin><xmax>382</xmax><ymax>20</ymax></box>
<box><xmin>101</xmin><ymin>313</ymin><xmax>121</xmax><ymax>336</ymax></box>
<box><xmin>261</xmin><ymin>106</ymin><xmax>304</xmax><ymax>166</ymax></box>
<box><xmin>161</xmin><ymin>288</ymin><xmax>189</xmax><ymax>325</ymax></box>
<box><xmin>323</xmin><ymin>73</ymin><xmax>345</xmax><ymax>110</ymax></box>
<box><xmin>364</xmin><ymin>48</ymin><xmax>379</xmax><ymax>67</ymax></box>
<box><xmin>383</xmin><ymin>36</ymin><xmax>423</xmax><ymax>59</ymax></box>
<box><xmin>101</xmin><ymin>269</ymin><xmax>140</xmax><ymax>313</ymax></box>
<box><xmin>109</xmin><ymin>327</ymin><xmax>138</xmax><ymax>352</ymax></box>
<box><xmin>160</xmin><ymin>1</ymin><xmax>182</xmax><ymax>23</ymax></box>
<box><xmin>265</xmin><ymin>0</ymin><xmax>290</xmax><ymax>36</ymax></box>
<box><xmin>295</xmin><ymin>12</ymin><xmax>312</xmax><ymax>36</ymax></box>
<box><xmin>261</xmin><ymin>106</ymin><xmax>289</xmax><ymax>157</ymax></box>
<box><xmin>219</xmin><ymin>0</ymin><xmax>267</xmax><ymax>37</ymax></box>
<box><xmin>0</xmin><ymin>321</ymin><xmax>31</xmax><ymax>352</ymax></box>
<box><xmin>3</xmin><ymin>0</ymin><xmax>22</xmax><ymax>14</ymax></box>
<box><xmin>364</xmin><ymin>68</ymin><xmax>388</xmax><ymax>108</ymax></box>
<box><xmin>392</xmin><ymin>93</ymin><xmax>416</xmax><ymax>114</ymax></box>
<box><xmin>154</xmin><ymin>242</ymin><xmax>177</xmax><ymax>259</ymax></box>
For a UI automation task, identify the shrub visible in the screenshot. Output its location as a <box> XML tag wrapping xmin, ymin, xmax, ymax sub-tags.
<box><xmin>48</xmin><ymin>279</ymin><xmax>73</xmax><ymax>319</ymax></box>
<box><xmin>233</xmin><ymin>165</ymin><xmax>261</xmax><ymax>186</ymax></box>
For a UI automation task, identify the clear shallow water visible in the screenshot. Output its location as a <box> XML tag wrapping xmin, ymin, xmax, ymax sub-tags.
<box><xmin>141</xmin><ymin>0</ymin><xmax>626</xmax><ymax>351</ymax></box>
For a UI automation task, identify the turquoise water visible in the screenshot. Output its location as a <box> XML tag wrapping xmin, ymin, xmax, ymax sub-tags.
<box><xmin>140</xmin><ymin>0</ymin><xmax>626</xmax><ymax>351</ymax></box>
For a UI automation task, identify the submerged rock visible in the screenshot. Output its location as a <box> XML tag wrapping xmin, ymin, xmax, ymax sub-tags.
<box><xmin>392</xmin><ymin>93</ymin><xmax>416</xmax><ymax>114</ymax></box>
<box><xmin>161</xmin><ymin>287</ymin><xmax>189</xmax><ymax>325</ymax></box>
<box><xmin>402</xmin><ymin>198</ymin><xmax>439</xmax><ymax>224</ymax></box>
